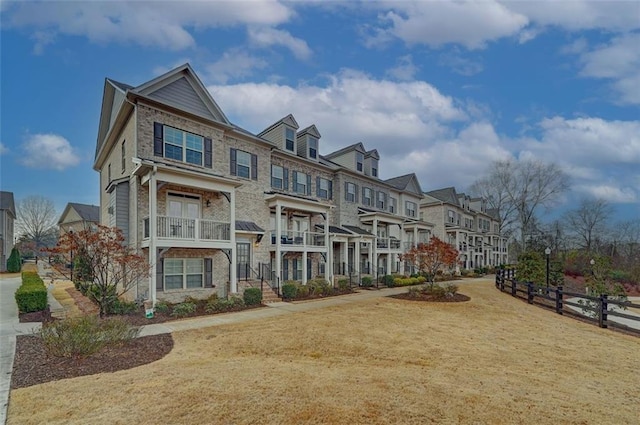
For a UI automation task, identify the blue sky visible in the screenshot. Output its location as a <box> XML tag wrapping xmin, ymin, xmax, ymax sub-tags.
<box><xmin>1</xmin><ymin>1</ymin><xmax>638</xmax><ymax>223</ymax></box>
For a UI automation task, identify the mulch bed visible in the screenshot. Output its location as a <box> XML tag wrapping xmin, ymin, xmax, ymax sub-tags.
<box><xmin>11</xmin><ymin>333</ymin><xmax>174</xmax><ymax>389</ymax></box>
<box><xmin>389</xmin><ymin>293</ymin><xmax>471</xmax><ymax>302</ymax></box>
<box><xmin>19</xmin><ymin>307</ymin><xmax>53</xmax><ymax>323</ymax></box>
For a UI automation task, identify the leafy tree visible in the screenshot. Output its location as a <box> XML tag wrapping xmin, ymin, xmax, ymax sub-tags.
<box><xmin>400</xmin><ymin>237</ymin><xmax>459</xmax><ymax>285</ymax></box>
<box><xmin>49</xmin><ymin>225</ymin><xmax>150</xmax><ymax>317</ymax></box>
<box><xmin>7</xmin><ymin>247</ymin><xmax>21</xmax><ymax>272</ymax></box>
<box><xmin>579</xmin><ymin>255</ymin><xmax>627</xmax><ymax>319</ymax></box>
<box><xmin>516</xmin><ymin>251</ymin><xmax>545</xmax><ymax>285</ymax></box>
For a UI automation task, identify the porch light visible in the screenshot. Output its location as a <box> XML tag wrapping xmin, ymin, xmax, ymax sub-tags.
<box><xmin>206</xmin><ymin>199</ymin><xmax>211</xmax><ymax>207</ymax></box>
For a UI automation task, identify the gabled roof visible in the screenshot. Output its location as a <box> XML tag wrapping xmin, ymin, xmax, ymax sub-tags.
<box><xmin>258</xmin><ymin>114</ymin><xmax>300</xmax><ymax>137</ymax></box>
<box><xmin>96</xmin><ymin>78</ymin><xmax>131</xmax><ymax>160</ymax></box>
<box><xmin>298</xmin><ymin>124</ymin><xmax>321</xmax><ymax>138</ymax></box>
<box><xmin>384</xmin><ymin>173</ymin><xmax>423</xmax><ymax>195</ymax></box>
<box><xmin>132</xmin><ymin>63</ymin><xmax>230</xmax><ymax>125</ymax></box>
<box><xmin>58</xmin><ymin>203</ymin><xmax>100</xmax><ymax>225</ymax></box>
<box><xmin>0</xmin><ymin>191</ymin><xmax>16</xmax><ymax>218</ymax></box>
<box><xmin>365</xmin><ymin>149</ymin><xmax>379</xmax><ymax>160</ymax></box>
<box><xmin>425</xmin><ymin>187</ymin><xmax>460</xmax><ymax>206</ymax></box>
<box><xmin>324</xmin><ymin>142</ymin><xmax>366</xmax><ymax>159</ymax></box>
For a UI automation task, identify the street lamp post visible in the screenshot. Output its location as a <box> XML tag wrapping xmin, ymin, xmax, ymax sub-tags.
<box><xmin>545</xmin><ymin>247</ymin><xmax>551</xmax><ymax>292</ymax></box>
<box><xmin>69</xmin><ymin>228</ymin><xmax>74</xmax><ymax>283</ymax></box>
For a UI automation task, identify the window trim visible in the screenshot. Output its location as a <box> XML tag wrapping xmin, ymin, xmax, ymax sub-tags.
<box><xmin>163</xmin><ymin>125</ymin><xmax>204</xmax><ymax>166</ymax></box>
<box><xmin>363</xmin><ymin>187</ymin><xmax>372</xmax><ymax>206</ymax></box>
<box><xmin>121</xmin><ymin>141</ymin><xmax>126</xmax><ymax>173</ymax></box>
<box><xmin>308</xmin><ymin>136</ymin><xmax>318</xmax><ymax>159</ymax></box>
<box><xmin>346</xmin><ymin>182</ymin><xmax>356</xmax><ymax>202</ymax></box>
<box><xmin>405</xmin><ymin>201</ymin><xmax>417</xmax><ymax>217</ymax></box>
<box><xmin>285</xmin><ymin>127</ymin><xmax>295</xmax><ymax>152</ymax></box>
<box><xmin>356</xmin><ymin>152</ymin><xmax>364</xmax><ymax>172</ymax></box>
<box><xmin>164</xmin><ymin>258</ymin><xmax>204</xmax><ymax>290</ymax></box>
<box><xmin>271</xmin><ymin>165</ymin><xmax>284</xmax><ymax>189</ymax></box>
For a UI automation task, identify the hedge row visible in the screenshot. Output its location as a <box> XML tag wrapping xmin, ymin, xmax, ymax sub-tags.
<box><xmin>15</xmin><ymin>271</ymin><xmax>48</xmax><ymax>313</ymax></box>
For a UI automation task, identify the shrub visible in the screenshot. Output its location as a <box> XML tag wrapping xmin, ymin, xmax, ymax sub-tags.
<box><xmin>154</xmin><ymin>301</ymin><xmax>170</xmax><ymax>314</ymax></box>
<box><xmin>296</xmin><ymin>283</ymin><xmax>310</xmax><ymax>298</ymax></box>
<box><xmin>407</xmin><ymin>286</ymin><xmax>422</xmax><ymax>298</ymax></box>
<box><xmin>393</xmin><ymin>276</ymin><xmax>427</xmax><ymax>286</ymax></box>
<box><xmin>170</xmin><ymin>302</ymin><xmax>197</xmax><ymax>318</ymax></box>
<box><xmin>243</xmin><ymin>287</ymin><xmax>263</xmax><ymax>306</ymax></box>
<box><xmin>337</xmin><ymin>279</ymin><xmax>350</xmax><ymax>291</ymax></box>
<box><xmin>361</xmin><ymin>276</ymin><xmax>373</xmax><ymax>287</ymax></box>
<box><xmin>444</xmin><ymin>284</ymin><xmax>458</xmax><ymax>296</ymax></box>
<box><xmin>382</xmin><ymin>275</ymin><xmax>395</xmax><ymax>288</ymax></box>
<box><xmin>39</xmin><ymin>315</ymin><xmax>138</xmax><ymax>358</ymax></box>
<box><xmin>205</xmin><ymin>296</ymin><xmax>244</xmax><ymax>313</ymax></box>
<box><xmin>7</xmin><ymin>247</ymin><xmax>21</xmax><ymax>272</ymax></box>
<box><xmin>307</xmin><ymin>279</ymin><xmax>332</xmax><ymax>296</ymax></box>
<box><xmin>282</xmin><ymin>283</ymin><xmax>298</xmax><ymax>300</ymax></box>
<box><xmin>15</xmin><ymin>271</ymin><xmax>47</xmax><ymax>313</ymax></box>
<box><xmin>109</xmin><ymin>299</ymin><xmax>139</xmax><ymax>315</ymax></box>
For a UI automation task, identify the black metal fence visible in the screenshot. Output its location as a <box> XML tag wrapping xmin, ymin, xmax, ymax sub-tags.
<box><xmin>495</xmin><ymin>269</ymin><xmax>640</xmax><ymax>334</ymax></box>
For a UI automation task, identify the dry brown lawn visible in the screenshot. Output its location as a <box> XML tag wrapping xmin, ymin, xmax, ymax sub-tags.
<box><xmin>8</xmin><ymin>280</ymin><xmax>640</xmax><ymax>425</ymax></box>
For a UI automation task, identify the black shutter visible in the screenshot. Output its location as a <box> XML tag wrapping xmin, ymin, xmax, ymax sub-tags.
<box><xmin>328</xmin><ymin>181</ymin><xmax>333</xmax><ymax>200</ymax></box>
<box><xmin>153</xmin><ymin>122</ymin><xmax>163</xmax><ymax>157</ymax></box>
<box><xmin>307</xmin><ymin>258</ymin><xmax>312</xmax><ymax>280</ymax></box>
<box><xmin>283</xmin><ymin>168</ymin><xmax>289</xmax><ymax>190</ymax></box>
<box><xmin>316</xmin><ymin>176</ymin><xmax>321</xmax><ymax>197</ymax></box>
<box><xmin>355</xmin><ymin>185</ymin><xmax>359</xmax><ymax>203</ymax></box>
<box><xmin>251</xmin><ymin>154</ymin><xmax>258</xmax><ymax>180</ymax></box>
<box><xmin>292</xmin><ymin>171</ymin><xmax>298</xmax><ymax>192</ymax></box>
<box><xmin>230</xmin><ymin>148</ymin><xmax>237</xmax><ymax>176</ymax></box>
<box><xmin>204</xmin><ymin>138</ymin><xmax>212</xmax><ymax>168</ymax></box>
<box><xmin>306</xmin><ymin>174</ymin><xmax>312</xmax><ymax>195</ymax></box>
<box><xmin>362</xmin><ymin>187</ymin><xmax>366</xmax><ymax>204</ymax></box>
<box><xmin>204</xmin><ymin>258</ymin><xmax>213</xmax><ymax>288</ymax></box>
<box><xmin>283</xmin><ymin>259</ymin><xmax>289</xmax><ymax>281</ymax></box>
<box><xmin>344</xmin><ymin>182</ymin><xmax>349</xmax><ymax>201</ymax></box>
<box><xmin>156</xmin><ymin>256</ymin><xmax>164</xmax><ymax>292</ymax></box>
<box><xmin>293</xmin><ymin>259</ymin><xmax>298</xmax><ymax>280</ymax></box>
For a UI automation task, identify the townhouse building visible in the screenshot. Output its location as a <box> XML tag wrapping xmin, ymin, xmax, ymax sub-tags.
<box><xmin>93</xmin><ymin>63</ymin><xmax>504</xmax><ymax>306</ymax></box>
<box><xmin>58</xmin><ymin>203</ymin><xmax>100</xmax><ymax>234</ymax></box>
<box><xmin>421</xmin><ymin>187</ymin><xmax>508</xmax><ymax>269</ymax></box>
<box><xmin>0</xmin><ymin>191</ymin><xmax>16</xmax><ymax>272</ymax></box>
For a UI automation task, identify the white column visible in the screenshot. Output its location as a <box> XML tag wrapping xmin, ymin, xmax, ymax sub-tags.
<box><xmin>342</xmin><ymin>241</ymin><xmax>348</xmax><ymax>274</ymax></box>
<box><xmin>229</xmin><ymin>190</ymin><xmax>237</xmax><ymax>293</ymax></box>
<box><xmin>149</xmin><ymin>169</ymin><xmax>157</xmax><ymax>307</ymax></box>
<box><xmin>302</xmin><ymin>251</ymin><xmax>308</xmax><ymax>285</ymax></box>
<box><xmin>275</xmin><ymin>203</ymin><xmax>282</xmax><ymax>286</ymax></box>
<box><xmin>354</xmin><ymin>237</ymin><xmax>360</xmax><ymax>274</ymax></box>
<box><xmin>325</xmin><ymin>214</ymin><xmax>332</xmax><ymax>284</ymax></box>
<box><xmin>372</xmin><ymin>219</ymin><xmax>378</xmax><ymax>277</ymax></box>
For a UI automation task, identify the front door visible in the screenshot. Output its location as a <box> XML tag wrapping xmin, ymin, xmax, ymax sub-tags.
<box><xmin>237</xmin><ymin>242</ymin><xmax>251</xmax><ymax>279</ymax></box>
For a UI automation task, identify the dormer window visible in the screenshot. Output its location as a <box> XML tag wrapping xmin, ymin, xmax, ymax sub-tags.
<box><xmin>285</xmin><ymin>128</ymin><xmax>295</xmax><ymax>152</ymax></box>
<box><xmin>371</xmin><ymin>159</ymin><xmax>378</xmax><ymax>177</ymax></box>
<box><xmin>308</xmin><ymin>137</ymin><xmax>318</xmax><ymax>159</ymax></box>
<box><xmin>356</xmin><ymin>152</ymin><xmax>364</xmax><ymax>172</ymax></box>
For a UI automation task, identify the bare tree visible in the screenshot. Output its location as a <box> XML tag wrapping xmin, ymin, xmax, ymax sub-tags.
<box><xmin>563</xmin><ymin>198</ymin><xmax>612</xmax><ymax>254</ymax></box>
<box><xmin>470</xmin><ymin>159</ymin><xmax>569</xmax><ymax>251</ymax></box>
<box><xmin>16</xmin><ymin>196</ymin><xmax>58</xmax><ymax>253</ymax></box>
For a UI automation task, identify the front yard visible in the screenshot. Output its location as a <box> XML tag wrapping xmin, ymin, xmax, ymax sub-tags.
<box><xmin>8</xmin><ymin>280</ymin><xmax>640</xmax><ymax>424</ymax></box>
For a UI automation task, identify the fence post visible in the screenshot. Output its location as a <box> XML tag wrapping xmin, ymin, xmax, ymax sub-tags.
<box><xmin>527</xmin><ymin>282</ymin><xmax>534</xmax><ymax>304</ymax></box>
<box><xmin>599</xmin><ymin>294</ymin><xmax>608</xmax><ymax>328</ymax></box>
<box><xmin>500</xmin><ymin>274</ymin><xmax>505</xmax><ymax>292</ymax></box>
<box><xmin>511</xmin><ymin>279</ymin><xmax>517</xmax><ymax>297</ymax></box>
<box><xmin>555</xmin><ymin>286</ymin><xmax>563</xmax><ymax>315</ymax></box>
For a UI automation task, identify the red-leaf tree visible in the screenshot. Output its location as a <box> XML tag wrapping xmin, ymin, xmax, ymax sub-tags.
<box><xmin>50</xmin><ymin>225</ymin><xmax>149</xmax><ymax>317</ymax></box>
<box><xmin>400</xmin><ymin>237</ymin><xmax>459</xmax><ymax>285</ymax></box>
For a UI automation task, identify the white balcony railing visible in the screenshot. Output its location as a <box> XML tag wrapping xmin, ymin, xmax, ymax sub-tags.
<box><xmin>143</xmin><ymin>216</ymin><xmax>231</xmax><ymax>241</ymax></box>
<box><xmin>270</xmin><ymin>230</ymin><xmax>326</xmax><ymax>247</ymax></box>
<box><xmin>377</xmin><ymin>237</ymin><xmax>401</xmax><ymax>250</ymax></box>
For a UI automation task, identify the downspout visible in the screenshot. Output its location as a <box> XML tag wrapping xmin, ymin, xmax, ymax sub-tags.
<box><xmin>149</xmin><ymin>165</ymin><xmax>158</xmax><ymax>307</ymax></box>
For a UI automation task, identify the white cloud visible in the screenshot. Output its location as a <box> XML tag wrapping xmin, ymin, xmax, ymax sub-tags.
<box><xmin>0</xmin><ymin>142</ymin><xmax>7</xmax><ymax>155</ymax></box>
<box><xmin>366</xmin><ymin>1</ymin><xmax>529</xmax><ymax>49</ymax></box>
<box><xmin>206</xmin><ymin>49</ymin><xmax>268</xmax><ymax>84</ymax></box>
<box><xmin>3</xmin><ymin>1</ymin><xmax>293</xmax><ymax>51</ymax></box>
<box><xmin>438</xmin><ymin>50</ymin><xmax>483</xmax><ymax>76</ymax></box>
<box><xmin>385</xmin><ymin>55</ymin><xmax>418</xmax><ymax>81</ymax></box>
<box><xmin>576</xmin><ymin>33</ymin><xmax>640</xmax><ymax>104</ymax></box>
<box><xmin>575</xmin><ymin>184</ymin><xmax>637</xmax><ymax>204</ymax></box>
<box><xmin>20</xmin><ymin>134</ymin><xmax>80</xmax><ymax>171</ymax></box>
<box><xmin>247</xmin><ymin>27</ymin><xmax>312</xmax><ymax>60</ymax></box>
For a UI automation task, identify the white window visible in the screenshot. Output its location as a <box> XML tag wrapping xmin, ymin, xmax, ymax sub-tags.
<box><xmin>390</xmin><ymin>197</ymin><xmax>397</xmax><ymax>213</ymax></box>
<box><xmin>285</xmin><ymin>128</ymin><xmax>295</xmax><ymax>151</ymax></box>
<box><xmin>164</xmin><ymin>126</ymin><xmax>203</xmax><ymax>166</ymax></box>
<box><xmin>356</xmin><ymin>152</ymin><xmax>364</xmax><ymax>172</ymax></box>
<box><xmin>405</xmin><ymin>201</ymin><xmax>416</xmax><ymax>217</ymax></box>
<box><xmin>318</xmin><ymin>178</ymin><xmax>331</xmax><ymax>199</ymax></box>
<box><xmin>371</xmin><ymin>159</ymin><xmax>378</xmax><ymax>177</ymax></box>
<box><xmin>346</xmin><ymin>182</ymin><xmax>356</xmax><ymax>202</ymax></box>
<box><xmin>308</xmin><ymin>137</ymin><xmax>318</xmax><ymax>159</ymax></box>
<box><xmin>294</xmin><ymin>171</ymin><xmax>308</xmax><ymax>194</ymax></box>
<box><xmin>448</xmin><ymin>210</ymin><xmax>456</xmax><ymax>223</ymax></box>
<box><xmin>363</xmin><ymin>187</ymin><xmax>372</xmax><ymax>206</ymax></box>
<box><xmin>377</xmin><ymin>191</ymin><xmax>386</xmax><ymax>210</ymax></box>
<box><xmin>236</xmin><ymin>150</ymin><xmax>251</xmax><ymax>178</ymax></box>
<box><xmin>164</xmin><ymin>258</ymin><xmax>203</xmax><ymax>290</ymax></box>
<box><xmin>271</xmin><ymin>165</ymin><xmax>284</xmax><ymax>189</ymax></box>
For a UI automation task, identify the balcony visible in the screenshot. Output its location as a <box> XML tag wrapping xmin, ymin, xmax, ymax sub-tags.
<box><xmin>143</xmin><ymin>216</ymin><xmax>231</xmax><ymax>243</ymax></box>
<box><xmin>270</xmin><ymin>230</ymin><xmax>327</xmax><ymax>249</ymax></box>
<box><xmin>377</xmin><ymin>237</ymin><xmax>401</xmax><ymax>250</ymax></box>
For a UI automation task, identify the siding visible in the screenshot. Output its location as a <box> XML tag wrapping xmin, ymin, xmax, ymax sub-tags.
<box><xmin>148</xmin><ymin>77</ymin><xmax>216</xmax><ymax>122</ymax></box>
<box><xmin>109</xmin><ymin>90</ymin><xmax>124</xmax><ymax>129</ymax></box>
<box><xmin>115</xmin><ymin>181</ymin><xmax>130</xmax><ymax>244</ymax></box>
<box><xmin>260</xmin><ymin>125</ymin><xmax>284</xmax><ymax>148</ymax></box>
